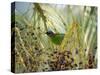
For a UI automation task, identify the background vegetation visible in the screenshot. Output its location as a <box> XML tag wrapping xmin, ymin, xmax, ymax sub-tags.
<box><xmin>11</xmin><ymin>2</ymin><xmax>97</xmax><ymax>73</ymax></box>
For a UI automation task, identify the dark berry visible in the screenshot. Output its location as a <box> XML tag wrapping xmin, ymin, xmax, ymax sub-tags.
<box><xmin>31</xmin><ymin>33</ymin><xmax>34</xmax><ymax>35</ymax></box>
<box><xmin>79</xmin><ymin>61</ymin><xmax>82</xmax><ymax>65</ymax></box>
<box><xmin>75</xmin><ymin>48</ymin><xmax>78</xmax><ymax>54</ymax></box>
<box><xmin>45</xmin><ymin>68</ymin><xmax>48</xmax><ymax>70</ymax></box>
<box><xmin>37</xmin><ymin>27</ymin><xmax>40</xmax><ymax>29</ymax></box>
<box><xmin>67</xmin><ymin>55</ymin><xmax>70</xmax><ymax>58</ymax></box>
<box><xmin>54</xmin><ymin>51</ymin><xmax>57</xmax><ymax>54</ymax></box>
<box><xmin>71</xmin><ymin>58</ymin><xmax>74</xmax><ymax>62</ymax></box>
<box><xmin>35</xmin><ymin>47</ymin><xmax>38</xmax><ymax>50</ymax></box>
<box><xmin>85</xmin><ymin>49</ymin><xmax>87</xmax><ymax>51</ymax></box>
<box><xmin>88</xmin><ymin>59</ymin><xmax>92</xmax><ymax>64</ymax></box>
<box><xmin>74</xmin><ymin>64</ymin><xmax>77</xmax><ymax>67</ymax></box>
<box><xmin>95</xmin><ymin>46</ymin><xmax>97</xmax><ymax>49</ymax></box>
<box><xmin>34</xmin><ymin>37</ymin><xmax>37</xmax><ymax>40</ymax></box>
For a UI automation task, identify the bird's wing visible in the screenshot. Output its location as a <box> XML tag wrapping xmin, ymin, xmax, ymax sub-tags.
<box><xmin>51</xmin><ymin>34</ymin><xmax>65</xmax><ymax>45</ymax></box>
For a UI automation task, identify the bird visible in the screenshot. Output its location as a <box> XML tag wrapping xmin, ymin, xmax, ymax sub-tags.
<box><xmin>46</xmin><ymin>30</ymin><xmax>65</xmax><ymax>45</ymax></box>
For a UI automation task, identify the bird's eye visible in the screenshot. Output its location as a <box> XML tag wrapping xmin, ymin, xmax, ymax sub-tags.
<box><xmin>46</xmin><ymin>32</ymin><xmax>49</xmax><ymax>34</ymax></box>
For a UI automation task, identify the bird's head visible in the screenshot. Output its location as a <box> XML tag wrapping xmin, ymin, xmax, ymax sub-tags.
<box><xmin>46</xmin><ymin>30</ymin><xmax>55</xmax><ymax>37</ymax></box>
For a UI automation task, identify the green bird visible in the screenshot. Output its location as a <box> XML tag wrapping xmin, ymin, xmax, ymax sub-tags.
<box><xmin>46</xmin><ymin>30</ymin><xmax>65</xmax><ymax>45</ymax></box>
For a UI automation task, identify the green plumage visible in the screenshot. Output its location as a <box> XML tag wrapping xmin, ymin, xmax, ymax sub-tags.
<box><xmin>46</xmin><ymin>30</ymin><xmax>65</xmax><ymax>45</ymax></box>
<box><xmin>49</xmin><ymin>34</ymin><xmax>65</xmax><ymax>45</ymax></box>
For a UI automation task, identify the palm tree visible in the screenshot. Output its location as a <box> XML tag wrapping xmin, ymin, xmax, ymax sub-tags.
<box><xmin>11</xmin><ymin>2</ymin><xmax>97</xmax><ymax>73</ymax></box>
